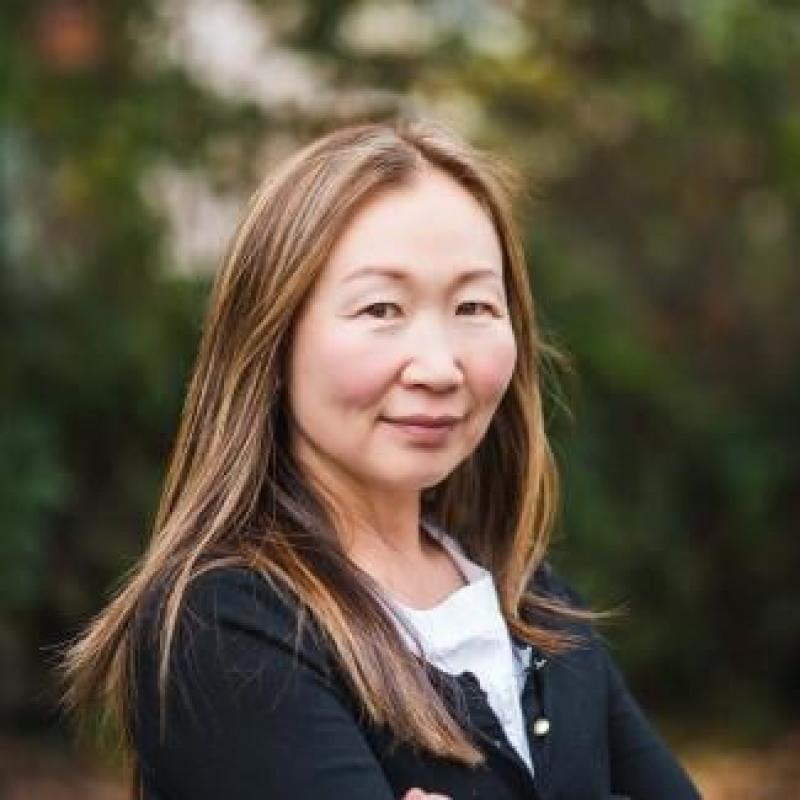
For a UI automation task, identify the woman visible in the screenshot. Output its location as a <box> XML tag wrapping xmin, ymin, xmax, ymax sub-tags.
<box><xmin>60</xmin><ymin>117</ymin><xmax>701</xmax><ymax>799</ymax></box>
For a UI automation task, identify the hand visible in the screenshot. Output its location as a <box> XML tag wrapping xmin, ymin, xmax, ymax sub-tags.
<box><xmin>401</xmin><ymin>789</ymin><xmax>452</xmax><ymax>800</ymax></box>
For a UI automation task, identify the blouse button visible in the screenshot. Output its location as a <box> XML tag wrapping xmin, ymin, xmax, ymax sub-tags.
<box><xmin>531</xmin><ymin>717</ymin><xmax>550</xmax><ymax>737</ymax></box>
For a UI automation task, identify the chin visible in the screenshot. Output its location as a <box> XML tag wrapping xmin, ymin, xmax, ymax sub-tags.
<box><xmin>377</xmin><ymin>468</ymin><xmax>456</xmax><ymax>493</ymax></box>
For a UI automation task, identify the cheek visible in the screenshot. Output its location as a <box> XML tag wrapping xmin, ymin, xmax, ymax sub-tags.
<box><xmin>295</xmin><ymin>323</ymin><xmax>396</xmax><ymax>410</ymax></box>
<box><xmin>467</xmin><ymin>329</ymin><xmax>517</xmax><ymax>404</ymax></box>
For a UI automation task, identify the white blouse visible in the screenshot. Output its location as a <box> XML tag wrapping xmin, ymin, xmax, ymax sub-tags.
<box><xmin>378</xmin><ymin>518</ymin><xmax>534</xmax><ymax>775</ymax></box>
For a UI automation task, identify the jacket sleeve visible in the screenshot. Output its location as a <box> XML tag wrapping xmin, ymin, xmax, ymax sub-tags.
<box><xmin>603</xmin><ymin>642</ymin><xmax>701</xmax><ymax>799</ymax></box>
<box><xmin>133</xmin><ymin>568</ymin><xmax>397</xmax><ymax>800</ymax></box>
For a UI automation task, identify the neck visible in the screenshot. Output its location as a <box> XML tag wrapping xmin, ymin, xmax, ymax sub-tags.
<box><xmin>339</xmin><ymin>497</ymin><xmax>428</xmax><ymax>565</ymax></box>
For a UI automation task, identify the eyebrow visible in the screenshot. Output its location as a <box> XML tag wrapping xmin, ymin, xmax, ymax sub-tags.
<box><xmin>341</xmin><ymin>266</ymin><xmax>503</xmax><ymax>288</ymax></box>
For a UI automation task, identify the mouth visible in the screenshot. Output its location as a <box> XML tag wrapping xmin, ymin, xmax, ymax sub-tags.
<box><xmin>379</xmin><ymin>416</ymin><xmax>464</xmax><ymax>446</ymax></box>
<box><xmin>381</xmin><ymin>415</ymin><xmax>463</xmax><ymax>427</ymax></box>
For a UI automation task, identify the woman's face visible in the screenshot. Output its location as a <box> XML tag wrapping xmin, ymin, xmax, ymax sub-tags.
<box><xmin>286</xmin><ymin>166</ymin><xmax>517</xmax><ymax>501</ymax></box>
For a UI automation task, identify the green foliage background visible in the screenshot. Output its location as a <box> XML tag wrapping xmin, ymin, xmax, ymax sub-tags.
<box><xmin>1</xmin><ymin>0</ymin><xmax>798</xmax><ymax>749</ymax></box>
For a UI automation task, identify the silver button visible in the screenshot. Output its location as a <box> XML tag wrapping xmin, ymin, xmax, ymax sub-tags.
<box><xmin>532</xmin><ymin>717</ymin><xmax>550</xmax><ymax>736</ymax></box>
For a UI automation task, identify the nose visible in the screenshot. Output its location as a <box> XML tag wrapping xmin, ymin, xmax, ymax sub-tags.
<box><xmin>399</xmin><ymin>316</ymin><xmax>464</xmax><ymax>391</ymax></box>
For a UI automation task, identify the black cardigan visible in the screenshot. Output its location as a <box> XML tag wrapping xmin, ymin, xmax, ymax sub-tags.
<box><xmin>132</xmin><ymin>562</ymin><xmax>701</xmax><ymax>800</ymax></box>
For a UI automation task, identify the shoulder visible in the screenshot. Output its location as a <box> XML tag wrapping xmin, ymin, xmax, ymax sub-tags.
<box><xmin>521</xmin><ymin>560</ymin><xmax>614</xmax><ymax>690</ymax></box>
<box><xmin>526</xmin><ymin>558</ymin><xmax>597</xmax><ymax>628</ymax></box>
<box><xmin>134</xmin><ymin>565</ymin><xmax>332</xmax><ymax>682</ymax></box>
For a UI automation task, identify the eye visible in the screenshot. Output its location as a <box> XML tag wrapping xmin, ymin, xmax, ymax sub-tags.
<box><xmin>359</xmin><ymin>302</ymin><xmax>402</xmax><ymax>319</ymax></box>
<box><xmin>457</xmin><ymin>301</ymin><xmax>497</xmax><ymax>316</ymax></box>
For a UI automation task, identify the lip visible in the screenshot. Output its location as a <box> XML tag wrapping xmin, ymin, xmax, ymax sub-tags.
<box><xmin>380</xmin><ymin>415</ymin><xmax>463</xmax><ymax>446</ymax></box>
<box><xmin>382</xmin><ymin>415</ymin><xmax>463</xmax><ymax>427</ymax></box>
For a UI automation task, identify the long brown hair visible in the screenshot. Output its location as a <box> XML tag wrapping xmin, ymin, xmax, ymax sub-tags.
<box><xmin>59</xmin><ymin>115</ymin><xmax>593</xmax><ymax>790</ymax></box>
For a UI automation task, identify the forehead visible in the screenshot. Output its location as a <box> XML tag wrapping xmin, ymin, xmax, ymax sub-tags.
<box><xmin>323</xmin><ymin>168</ymin><xmax>504</xmax><ymax>285</ymax></box>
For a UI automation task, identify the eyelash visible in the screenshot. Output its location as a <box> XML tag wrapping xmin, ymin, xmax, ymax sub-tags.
<box><xmin>358</xmin><ymin>302</ymin><xmax>498</xmax><ymax>319</ymax></box>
